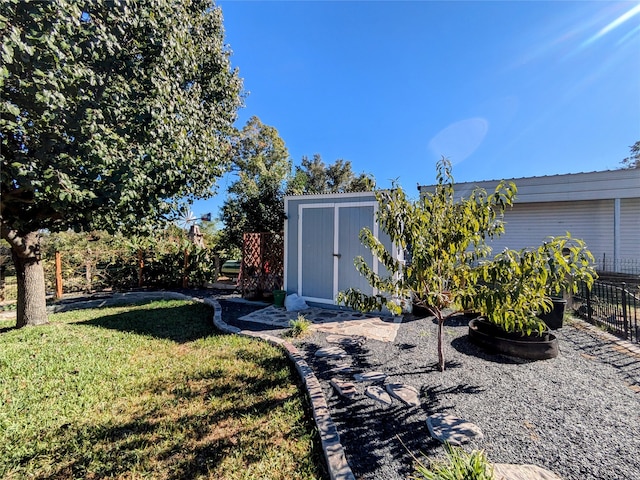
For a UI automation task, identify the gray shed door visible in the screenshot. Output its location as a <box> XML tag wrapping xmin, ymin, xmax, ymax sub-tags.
<box><xmin>300</xmin><ymin>206</ymin><xmax>334</xmax><ymax>300</ymax></box>
<box><xmin>298</xmin><ymin>202</ymin><xmax>377</xmax><ymax>303</ymax></box>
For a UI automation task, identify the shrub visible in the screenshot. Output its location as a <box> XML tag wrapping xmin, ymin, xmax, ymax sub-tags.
<box><xmin>288</xmin><ymin>315</ymin><xmax>312</xmax><ymax>338</ymax></box>
<box><xmin>414</xmin><ymin>443</ymin><xmax>494</xmax><ymax>480</ymax></box>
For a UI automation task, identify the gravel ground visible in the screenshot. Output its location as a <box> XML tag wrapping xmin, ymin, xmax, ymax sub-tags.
<box><xmin>211</xmin><ymin>292</ymin><xmax>640</xmax><ymax>480</ymax></box>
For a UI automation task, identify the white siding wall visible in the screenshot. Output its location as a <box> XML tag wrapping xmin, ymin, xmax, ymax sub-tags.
<box><xmin>487</xmin><ymin>200</ymin><xmax>614</xmax><ymax>262</ymax></box>
<box><xmin>420</xmin><ymin>169</ymin><xmax>639</xmax><ymax>272</ymax></box>
<box><xmin>620</xmin><ymin>197</ymin><xmax>640</xmax><ymax>260</ymax></box>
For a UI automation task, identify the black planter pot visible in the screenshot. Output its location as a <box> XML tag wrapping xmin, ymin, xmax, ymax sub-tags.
<box><xmin>468</xmin><ymin>318</ymin><xmax>559</xmax><ymax>360</ymax></box>
<box><xmin>537</xmin><ymin>297</ymin><xmax>567</xmax><ymax>330</ymax></box>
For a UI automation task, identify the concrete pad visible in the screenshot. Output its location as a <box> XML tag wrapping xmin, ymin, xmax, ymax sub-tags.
<box><xmin>238</xmin><ymin>305</ymin><xmax>403</xmax><ymax>342</ymax></box>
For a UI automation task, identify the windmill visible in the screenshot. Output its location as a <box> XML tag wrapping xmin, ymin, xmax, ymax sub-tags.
<box><xmin>177</xmin><ymin>209</ymin><xmax>198</xmax><ymax>231</ymax></box>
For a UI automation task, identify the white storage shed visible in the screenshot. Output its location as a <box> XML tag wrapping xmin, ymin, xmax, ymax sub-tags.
<box><xmin>283</xmin><ymin>192</ymin><xmax>400</xmax><ymax>305</ymax></box>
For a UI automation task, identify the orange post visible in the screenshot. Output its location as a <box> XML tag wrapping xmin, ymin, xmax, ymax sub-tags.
<box><xmin>182</xmin><ymin>249</ymin><xmax>189</xmax><ymax>288</ymax></box>
<box><xmin>137</xmin><ymin>249</ymin><xmax>144</xmax><ymax>288</ymax></box>
<box><xmin>55</xmin><ymin>251</ymin><xmax>63</xmax><ymax>299</ymax></box>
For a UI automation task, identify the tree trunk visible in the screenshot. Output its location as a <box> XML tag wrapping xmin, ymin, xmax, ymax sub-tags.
<box><xmin>437</xmin><ymin>317</ymin><xmax>445</xmax><ymax>372</ymax></box>
<box><xmin>11</xmin><ymin>232</ymin><xmax>48</xmax><ymax>327</ymax></box>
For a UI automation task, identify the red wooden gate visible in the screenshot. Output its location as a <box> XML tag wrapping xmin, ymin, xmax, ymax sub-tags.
<box><xmin>240</xmin><ymin>232</ymin><xmax>284</xmax><ymax>298</ymax></box>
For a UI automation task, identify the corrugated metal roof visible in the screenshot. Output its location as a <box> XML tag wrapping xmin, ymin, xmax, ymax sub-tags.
<box><xmin>418</xmin><ymin>168</ymin><xmax>640</xmax><ymax>202</ymax></box>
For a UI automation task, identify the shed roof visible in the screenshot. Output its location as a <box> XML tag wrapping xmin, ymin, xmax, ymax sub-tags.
<box><xmin>418</xmin><ymin>169</ymin><xmax>640</xmax><ymax>203</ymax></box>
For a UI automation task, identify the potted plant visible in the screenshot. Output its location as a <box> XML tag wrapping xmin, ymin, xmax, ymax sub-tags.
<box><xmin>468</xmin><ymin>236</ymin><xmax>597</xmax><ymax>359</ymax></box>
<box><xmin>536</xmin><ymin>239</ymin><xmax>597</xmax><ymax>329</ymax></box>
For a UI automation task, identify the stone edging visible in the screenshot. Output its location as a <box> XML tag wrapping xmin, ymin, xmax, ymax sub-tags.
<box><xmin>203</xmin><ymin>296</ymin><xmax>355</xmax><ymax>480</ymax></box>
<box><xmin>569</xmin><ymin>316</ymin><xmax>640</xmax><ymax>357</ymax></box>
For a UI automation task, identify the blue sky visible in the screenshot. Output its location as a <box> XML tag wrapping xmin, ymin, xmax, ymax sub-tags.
<box><xmin>193</xmin><ymin>0</ymin><xmax>640</xmax><ymax>219</ymax></box>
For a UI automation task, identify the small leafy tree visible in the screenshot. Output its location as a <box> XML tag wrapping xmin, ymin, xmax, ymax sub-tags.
<box><xmin>338</xmin><ymin>159</ymin><xmax>516</xmax><ymax>371</ymax></box>
<box><xmin>339</xmin><ymin>159</ymin><xmax>597</xmax><ymax>371</ymax></box>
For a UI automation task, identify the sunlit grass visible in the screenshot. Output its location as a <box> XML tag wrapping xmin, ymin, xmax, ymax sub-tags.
<box><xmin>0</xmin><ymin>300</ymin><xmax>324</xmax><ymax>479</ymax></box>
<box><xmin>1</xmin><ymin>275</ymin><xmax>17</xmax><ymax>303</ymax></box>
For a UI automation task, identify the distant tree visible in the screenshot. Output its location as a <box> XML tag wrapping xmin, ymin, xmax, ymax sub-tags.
<box><xmin>220</xmin><ymin>117</ymin><xmax>291</xmax><ymax>251</ymax></box>
<box><xmin>0</xmin><ymin>0</ymin><xmax>243</xmax><ymax>327</ymax></box>
<box><xmin>219</xmin><ymin>119</ymin><xmax>376</xmax><ymax>252</ymax></box>
<box><xmin>621</xmin><ymin>140</ymin><xmax>640</xmax><ymax>169</ymax></box>
<box><xmin>287</xmin><ymin>154</ymin><xmax>375</xmax><ymax>195</ymax></box>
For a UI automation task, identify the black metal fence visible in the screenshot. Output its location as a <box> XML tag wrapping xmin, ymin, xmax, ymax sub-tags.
<box><xmin>598</xmin><ymin>256</ymin><xmax>640</xmax><ymax>276</ymax></box>
<box><xmin>574</xmin><ymin>281</ymin><xmax>640</xmax><ymax>343</ymax></box>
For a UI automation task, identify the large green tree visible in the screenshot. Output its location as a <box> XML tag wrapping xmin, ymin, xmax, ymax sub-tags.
<box><xmin>220</xmin><ymin>116</ymin><xmax>291</xmax><ymax>251</ymax></box>
<box><xmin>0</xmin><ymin>0</ymin><xmax>243</xmax><ymax>327</ymax></box>
<box><xmin>287</xmin><ymin>154</ymin><xmax>375</xmax><ymax>195</ymax></box>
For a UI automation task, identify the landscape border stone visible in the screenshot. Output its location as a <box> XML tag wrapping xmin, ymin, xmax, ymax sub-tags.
<box><xmin>205</xmin><ymin>296</ymin><xmax>356</xmax><ymax>480</ymax></box>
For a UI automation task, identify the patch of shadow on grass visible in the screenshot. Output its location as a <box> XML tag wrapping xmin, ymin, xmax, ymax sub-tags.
<box><xmin>79</xmin><ymin>303</ymin><xmax>215</xmax><ymax>343</ymax></box>
<box><xmin>18</xmin><ymin>371</ymin><xmax>326</xmax><ymax>480</ymax></box>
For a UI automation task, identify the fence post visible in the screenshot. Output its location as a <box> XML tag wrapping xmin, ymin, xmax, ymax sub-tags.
<box><xmin>621</xmin><ymin>282</ymin><xmax>628</xmax><ymax>339</ymax></box>
<box><xmin>85</xmin><ymin>261</ymin><xmax>92</xmax><ymax>293</ymax></box>
<box><xmin>586</xmin><ymin>282</ymin><xmax>592</xmax><ymax>323</ymax></box>
<box><xmin>0</xmin><ymin>264</ymin><xmax>5</xmax><ymax>302</ymax></box>
<box><xmin>182</xmin><ymin>248</ymin><xmax>189</xmax><ymax>289</ymax></box>
<box><xmin>137</xmin><ymin>249</ymin><xmax>144</xmax><ymax>288</ymax></box>
<box><xmin>55</xmin><ymin>251</ymin><xmax>63</xmax><ymax>299</ymax></box>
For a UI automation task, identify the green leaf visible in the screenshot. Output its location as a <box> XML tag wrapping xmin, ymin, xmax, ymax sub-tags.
<box><xmin>4</xmin><ymin>102</ymin><xmax>19</xmax><ymax>115</ymax></box>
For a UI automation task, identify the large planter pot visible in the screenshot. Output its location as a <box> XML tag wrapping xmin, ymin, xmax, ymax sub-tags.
<box><xmin>468</xmin><ymin>318</ymin><xmax>559</xmax><ymax>360</ymax></box>
<box><xmin>537</xmin><ymin>297</ymin><xmax>567</xmax><ymax>330</ymax></box>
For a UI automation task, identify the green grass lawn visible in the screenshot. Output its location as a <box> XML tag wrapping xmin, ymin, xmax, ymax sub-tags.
<box><xmin>0</xmin><ymin>300</ymin><xmax>325</xmax><ymax>479</ymax></box>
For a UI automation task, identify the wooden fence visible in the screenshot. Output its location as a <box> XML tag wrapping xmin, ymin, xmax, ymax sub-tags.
<box><xmin>0</xmin><ymin>245</ymin><xmax>219</xmax><ymax>302</ymax></box>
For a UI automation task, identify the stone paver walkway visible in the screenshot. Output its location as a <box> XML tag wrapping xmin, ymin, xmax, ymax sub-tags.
<box><xmin>238</xmin><ymin>305</ymin><xmax>403</xmax><ymax>342</ymax></box>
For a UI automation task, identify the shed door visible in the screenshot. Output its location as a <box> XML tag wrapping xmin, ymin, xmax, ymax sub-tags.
<box><xmin>337</xmin><ymin>205</ymin><xmax>375</xmax><ymax>295</ymax></box>
<box><xmin>300</xmin><ymin>207</ymin><xmax>335</xmax><ymax>300</ymax></box>
<box><xmin>298</xmin><ymin>202</ymin><xmax>377</xmax><ymax>303</ymax></box>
